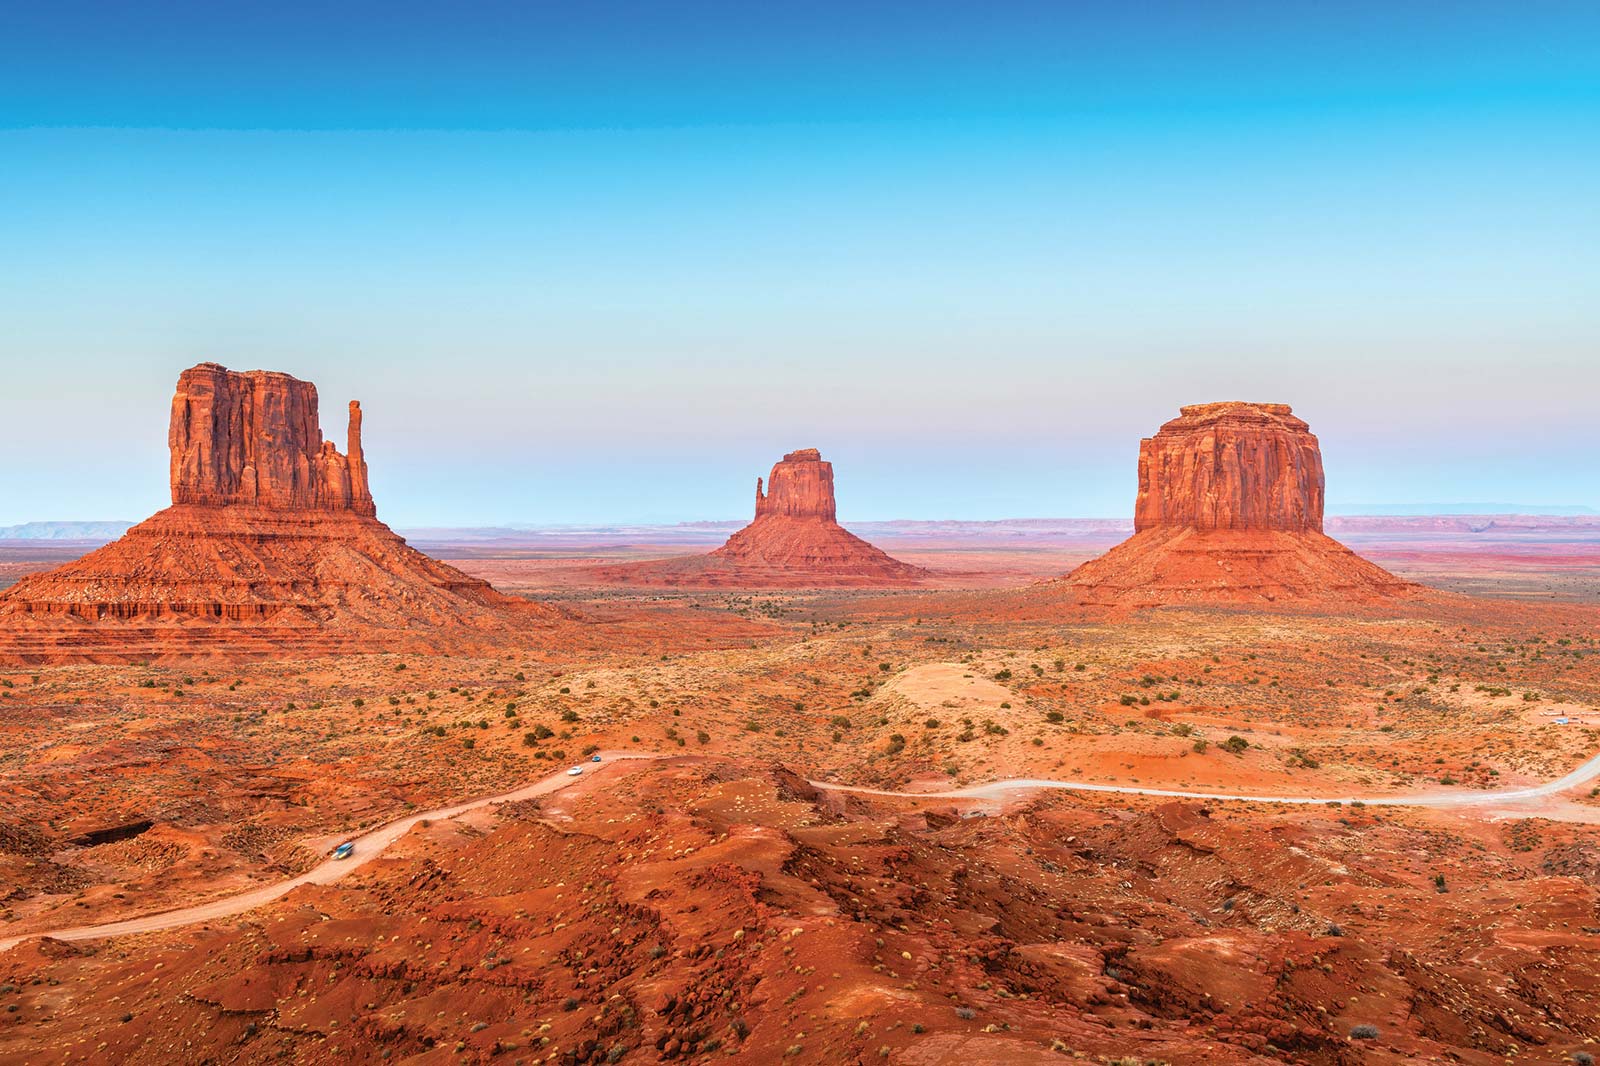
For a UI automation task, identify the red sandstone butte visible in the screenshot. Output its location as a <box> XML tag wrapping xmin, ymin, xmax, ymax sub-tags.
<box><xmin>168</xmin><ymin>363</ymin><xmax>374</xmax><ymax>514</ymax></box>
<box><xmin>1062</xmin><ymin>402</ymin><xmax>1416</xmax><ymax>606</ymax></box>
<box><xmin>0</xmin><ymin>363</ymin><xmax>556</xmax><ymax>663</ymax></box>
<box><xmin>589</xmin><ymin>449</ymin><xmax>927</xmax><ymax>588</ymax></box>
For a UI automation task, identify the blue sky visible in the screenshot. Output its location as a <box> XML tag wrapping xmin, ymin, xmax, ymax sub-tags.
<box><xmin>2</xmin><ymin>2</ymin><xmax>1597</xmax><ymax>525</ymax></box>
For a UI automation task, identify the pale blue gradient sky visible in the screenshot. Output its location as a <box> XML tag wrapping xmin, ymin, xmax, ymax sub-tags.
<box><xmin>1</xmin><ymin>3</ymin><xmax>1596</xmax><ymax>525</ymax></box>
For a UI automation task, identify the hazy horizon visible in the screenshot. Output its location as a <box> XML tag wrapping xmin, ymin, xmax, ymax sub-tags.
<box><xmin>4</xmin><ymin>3</ymin><xmax>1596</xmax><ymax>526</ymax></box>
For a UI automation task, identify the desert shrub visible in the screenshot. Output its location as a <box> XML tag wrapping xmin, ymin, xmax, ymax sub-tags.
<box><xmin>1350</xmin><ymin>1024</ymin><xmax>1379</xmax><ymax>1040</ymax></box>
<box><xmin>1221</xmin><ymin>735</ymin><xmax>1249</xmax><ymax>754</ymax></box>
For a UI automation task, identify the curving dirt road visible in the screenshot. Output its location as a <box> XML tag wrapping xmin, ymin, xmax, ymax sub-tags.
<box><xmin>808</xmin><ymin>747</ymin><xmax>1600</xmax><ymax>808</ymax></box>
<box><xmin>0</xmin><ymin>752</ymin><xmax>655</xmax><ymax>955</ymax></box>
<box><xmin>5</xmin><ymin>746</ymin><xmax>1600</xmax><ymax>954</ymax></box>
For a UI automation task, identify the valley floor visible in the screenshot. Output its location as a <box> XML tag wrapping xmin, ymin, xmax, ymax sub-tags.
<box><xmin>3</xmin><ymin>530</ymin><xmax>1600</xmax><ymax>1064</ymax></box>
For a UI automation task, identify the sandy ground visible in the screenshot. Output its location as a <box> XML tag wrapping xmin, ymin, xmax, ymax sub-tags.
<box><xmin>4</xmin><ymin>526</ymin><xmax>1600</xmax><ymax>1063</ymax></box>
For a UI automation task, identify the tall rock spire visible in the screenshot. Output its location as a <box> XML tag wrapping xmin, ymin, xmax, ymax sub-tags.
<box><xmin>167</xmin><ymin>362</ymin><xmax>375</xmax><ymax>515</ymax></box>
<box><xmin>750</xmin><ymin>449</ymin><xmax>837</xmax><ymax>521</ymax></box>
<box><xmin>1</xmin><ymin>361</ymin><xmax>550</xmax><ymax>661</ymax></box>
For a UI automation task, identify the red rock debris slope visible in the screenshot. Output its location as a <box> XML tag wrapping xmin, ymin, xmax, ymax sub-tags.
<box><xmin>0</xmin><ymin>363</ymin><xmax>559</xmax><ymax>663</ymax></box>
<box><xmin>5</xmin><ymin>760</ymin><xmax>1597</xmax><ymax>1065</ymax></box>
<box><xmin>1061</xmin><ymin>403</ymin><xmax>1418</xmax><ymax>607</ymax></box>
<box><xmin>587</xmin><ymin>449</ymin><xmax>927</xmax><ymax>588</ymax></box>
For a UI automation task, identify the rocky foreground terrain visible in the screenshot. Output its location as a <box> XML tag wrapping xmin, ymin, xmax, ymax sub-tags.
<box><xmin>4</xmin><ymin>564</ymin><xmax>1600</xmax><ymax>1064</ymax></box>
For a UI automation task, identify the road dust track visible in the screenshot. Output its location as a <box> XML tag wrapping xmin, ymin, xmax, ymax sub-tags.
<box><xmin>6</xmin><ymin>746</ymin><xmax>1600</xmax><ymax>953</ymax></box>
<box><xmin>0</xmin><ymin>752</ymin><xmax>656</xmax><ymax>954</ymax></box>
<box><xmin>809</xmin><ymin>746</ymin><xmax>1600</xmax><ymax>808</ymax></box>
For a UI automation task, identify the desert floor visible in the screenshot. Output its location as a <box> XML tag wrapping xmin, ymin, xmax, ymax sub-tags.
<box><xmin>2</xmin><ymin>525</ymin><xmax>1599</xmax><ymax>1065</ymax></box>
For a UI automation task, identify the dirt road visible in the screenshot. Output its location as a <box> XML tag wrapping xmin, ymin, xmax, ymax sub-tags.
<box><xmin>0</xmin><ymin>753</ymin><xmax>652</xmax><ymax>954</ymax></box>
<box><xmin>7</xmin><ymin>746</ymin><xmax>1600</xmax><ymax>954</ymax></box>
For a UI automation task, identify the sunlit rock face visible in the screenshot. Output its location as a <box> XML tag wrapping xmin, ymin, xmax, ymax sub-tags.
<box><xmin>169</xmin><ymin>362</ymin><xmax>373</xmax><ymax>515</ymax></box>
<box><xmin>1134</xmin><ymin>402</ymin><xmax>1323</xmax><ymax>534</ymax></box>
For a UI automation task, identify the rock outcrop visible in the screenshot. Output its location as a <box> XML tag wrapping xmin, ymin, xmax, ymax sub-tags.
<box><xmin>0</xmin><ymin>363</ymin><xmax>557</xmax><ymax>663</ymax></box>
<box><xmin>169</xmin><ymin>363</ymin><xmax>374</xmax><ymax>514</ymax></box>
<box><xmin>752</xmin><ymin>448</ymin><xmax>835</xmax><ymax>520</ymax></box>
<box><xmin>1062</xmin><ymin>403</ymin><xmax>1416</xmax><ymax>607</ymax></box>
<box><xmin>587</xmin><ymin>449</ymin><xmax>927</xmax><ymax>588</ymax></box>
<box><xmin>1133</xmin><ymin>403</ymin><xmax>1322</xmax><ymax>533</ymax></box>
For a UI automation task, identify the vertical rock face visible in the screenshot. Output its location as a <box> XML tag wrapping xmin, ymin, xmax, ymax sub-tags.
<box><xmin>1061</xmin><ymin>402</ymin><xmax>1415</xmax><ymax>606</ymax></box>
<box><xmin>573</xmin><ymin>447</ymin><xmax>927</xmax><ymax>586</ymax></box>
<box><xmin>168</xmin><ymin>363</ymin><xmax>375</xmax><ymax>516</ymax></box>
<box><xmin>753</xmin><ymin>448</ymin><xmax>837</xmax><ymax>521</ymax></box>
<box><xmin>1</xmin><ymin>362</ymin><xmax>555</xmax><ymax>661</ymax></box>
<box><xmin>1134</xmin><ymin>402</ymin><xmax>1324</xmax><ymax>534</ymax></box>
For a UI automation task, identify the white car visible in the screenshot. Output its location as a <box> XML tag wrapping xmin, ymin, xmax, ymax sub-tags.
<box><xmin>566</xmin><ymin>766</ymin><xmax>583</xmax><ymax>777</ymax></box>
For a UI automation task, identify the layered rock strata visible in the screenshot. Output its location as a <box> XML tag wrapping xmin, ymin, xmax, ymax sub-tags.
<box><xmin>589</xmin><ymin>449</ymin><xmax>927</xmax><ymax>588</ymax></box>
<box><xmin>0</xmin><ymin>363</ymin><xmax>554</xmax><ymax>662</ymax></box>
<box><xmin>1062</xmin><ymin>403</ymin><xmax>1416</xmax><ymax>606</ymax></box>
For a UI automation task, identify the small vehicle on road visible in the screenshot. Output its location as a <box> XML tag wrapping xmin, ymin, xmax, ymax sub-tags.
<box><xmin>331</xmin><ymin>842</ymin><xmax>355</xmax><ymax>860</ymax></box>
<box><xmin>567</xmin><ymin>766</ymin><xmax>583</xmax><ymax>777</ymax></box>
<box><xmin>591</xmin><ymin>754</ymin><xmax>602</xmax><ymax>763</ymax></box>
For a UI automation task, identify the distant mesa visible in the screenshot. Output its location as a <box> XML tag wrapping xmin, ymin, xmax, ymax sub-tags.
<box><xmin>588</xmin><ymin>448</ymin><xmax>927</xmax><ymax>588</ymax></box>
<box><xmin>0</xmin><ymin>522</ymin><xmax>134</xmax><ymax>542</ymax></box>
<box><xmin>0</xmin><ymin>362</ymin><xmax>557</xmax><ymax>663</ymax></box>
<box><xmin>1060</xmin><ymin>402</ymin><xmax>1418</xmax><ymax>606</ymax></box>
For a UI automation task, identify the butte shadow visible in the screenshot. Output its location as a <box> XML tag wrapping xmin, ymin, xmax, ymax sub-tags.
<box><xmin>582</xmin><ymin>448</ymin><xmax>929</xmax><ymax>589</ymax></box>
<box><xmin>0</xmin><ymin>362</ymin><xmax>564</xmax><ymax>663</ymax></box>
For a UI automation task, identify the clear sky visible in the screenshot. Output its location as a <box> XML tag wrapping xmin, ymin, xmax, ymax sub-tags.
<box><xmin>2</xmin><ymin>2</ymin><xmax>1596</xmax><ymax>525</ymax></box>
